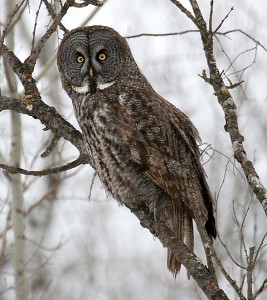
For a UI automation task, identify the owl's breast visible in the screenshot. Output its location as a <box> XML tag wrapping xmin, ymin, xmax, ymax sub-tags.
<box><xmin>76</xmin><ymin>92</ymin><xmax>161</xmax><ymax>207</ymax></box>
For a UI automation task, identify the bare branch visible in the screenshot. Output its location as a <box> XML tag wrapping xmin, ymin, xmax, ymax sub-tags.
<box><xmin>31</xmin><ymin>0</ymin><xmax>44</xmax><ymax>54</ymax></box>
<box><xmin>0</xmin><ymin>0</ymin><xmax>27</xmax><ymax>46</ymax></box>
<box><xmin>254</xmin><ymin>279</ymin><xmax>267</xmax><ymax>299</ymax></box>
<box><xmin>25</xmin><ymin>1</ymin><xmax>72</xmax><ymax>69</ymax></box>
<box><xmin>130</xmin><ymin>203</ymin><xmax>229</xmax><ymax>300</ymax></box>
<box><xmin>252</xmin><ymin>232</ymin><xmax>267</xmax><ymax>269</ymax></box>
<box><xmin>41</xmin><ymin>135</ymin><xmax>61</xmax><ymax>158</ymax></box>
<box><xmin>217</xmin><ymin>235</ymin><xmax>246</xmax><ymax>270</ymax></box>
<box><xmin>209</xmin><ymin>243</ymin><xmax>246</xmax><ymax>300</ymax></box>
<box><xmin>25</xmin><ymin>171</ymin><xmax>78</xmax><ymax>215</ymax></box>
<box><xmin>0</xmin><ymin>156</ymin><xmax>85</xmax><ymax>177</ymax></box>
<box><xmin>125</xmin><ymin>30</ymin><xmax>199</xmax><ymax>39</ymax></box>
<box><xmin>172</xmin><ymin>0</ymin><xmax>267</xmax><ymax>217</ymax></box>
<box><xmin>0</xmin><ymin>95</ymin><xmax>86</xmax><ymax>157</ymax></box>
<box><xmin>168</xmin><ymin>0</ymin><xmax>195</xmax><ymax>22</ymax></box>
<box><xmin>43</xmin><ymin>0</ymin><xmax>68</xmax><ymax>33</ymax></box>
<box><xmin>208</xmin><ymin>0</ymin><xmax>214</xmax><ymax>34</ymax></box>
<box><xmin>69</xmin><ymin>0</ymin><xmax>103</xmax><ymax>8</ymax></box>
<box><xmin>213</xmin><ymin>6</ymin><xmax>234</xmax><ymax>33</ymax></box>
<box><xmin>247</xmin><ymin>247</ymin><xmax>255</xmax><ymax>300</ymax></box>
<box><xmin>218</xmin><ymin>29</ymin><xmax>267</xmax><ymax>53</ymax></box>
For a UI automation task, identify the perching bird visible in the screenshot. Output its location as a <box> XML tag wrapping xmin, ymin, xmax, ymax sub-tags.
<box><xmin>57</xmin><ymin>25</ymin><xmax>216</xmax><ymax>275</ymax></box>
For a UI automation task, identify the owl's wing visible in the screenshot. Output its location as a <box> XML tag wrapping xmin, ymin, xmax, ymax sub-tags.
<box><xmin>118</xmin><ymin>88</ymin><xmax>216</xmax><ymax>274</ymax></box>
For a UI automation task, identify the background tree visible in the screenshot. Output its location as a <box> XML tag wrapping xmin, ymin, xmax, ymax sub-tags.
<box><xmin>0</xmin><ymin>0</ymin><xmax>267</xmax><ymax>299</ymax></box>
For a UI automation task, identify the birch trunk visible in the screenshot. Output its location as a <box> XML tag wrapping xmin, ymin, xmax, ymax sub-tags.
<box><xmin>5</xmin><ymin>0</ymin><xmax>28</xmax><ymax>298</ymax></box>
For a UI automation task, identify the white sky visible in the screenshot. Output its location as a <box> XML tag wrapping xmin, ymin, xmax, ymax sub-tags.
<box><xmin>1</xmin><ymin>1</ymin><xmax>267</xmax><ymax>299</ymax></box>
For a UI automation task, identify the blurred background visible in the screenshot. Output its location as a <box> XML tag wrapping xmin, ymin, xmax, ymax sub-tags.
<box><xmin>1</xmin><ymin>0</ymin><xmax>267</xmax><ymax>299</ymax></box>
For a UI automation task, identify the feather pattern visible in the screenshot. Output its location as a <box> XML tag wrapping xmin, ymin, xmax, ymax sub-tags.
<box><xmin>57</xmin><ymin>25</ymin><xmax>216</xmax><ymax>276</ymax></box>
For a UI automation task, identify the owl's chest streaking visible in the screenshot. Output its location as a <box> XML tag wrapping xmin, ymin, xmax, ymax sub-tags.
<box><xmin>73</xmin><ymin>87</ymin><xmax>162</xmax><ymax>206</ymax></box>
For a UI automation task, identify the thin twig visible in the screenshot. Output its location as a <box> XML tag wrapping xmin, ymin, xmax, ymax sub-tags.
<box><xmin>213</xmin><ymin>6</ymin><xmax>234</xmax><ymax>33</ymax></box>
<box><xmin>252</xmin><ymin>232</ymin><xmax>267</xmax><ymax>270</ymax></box>
<box><xmin>0</xmin><ymin>0</ymin><xmax>27</xmax><ymax>49</ymax></box>
<box><xmin>247</xmin><ymin>247</ymin><xmax>255</xmax><ymax>300</ymax></box>
<box><xmin>208</xmin><ymin>0</ymin><xmax>214</xmax><ymax>34</ymax></box>
<box><xmin>209</xmin><ymin>244</ymin><xmax>246</xmax><ymax>299</ymax></box>
<box><xmin>25</xmin><ymin>0</ymin><xmax>72</xmax><ymax>69</ymax></box>
<box><xmin>25</xmin><ymin>171</ymin><xmax>78</xmax><ymax>215</ymax></box>
<box><xmin>254</xmin><ymin>279</ymin><xmax>267</xmax><ymax>299</ymax></box>
<box><xmin>41</xmin><ymin>135</ymin><xmax>61</xmax><ymax>158</ymax></box>
<box><xmin>31</xmin><ymin>0</ymin><xmax>44</xmax><ymax>54</ymax></box>
<box><xmin>177</xmin><ymin>0</ymin><xmax>267</xmax><ymax>216</ymax></box>
<box><xmin>217</xmin><ymin>235</ymin><xmax>246</xmax><ymax>269</ymax></box>
<box><xmin>125</xmin><ymin>30</ymin><xmax>199</xmax><ymax>39</ymax></box>
<box><xmin>218</xmin><ymin>29</ymin><xmax>267</xmax><ymax>52</ymax></box>
<box><xmin>43</xmin><ymin>0</ymin><xmax>68</xmax><ymax>33</ymax></box>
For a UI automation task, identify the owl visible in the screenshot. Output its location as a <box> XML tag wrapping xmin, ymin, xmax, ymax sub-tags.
<box><xmin>57</xmin><ymin>25</ymin><xmax>216</xmax><ymax>275</ymax></box>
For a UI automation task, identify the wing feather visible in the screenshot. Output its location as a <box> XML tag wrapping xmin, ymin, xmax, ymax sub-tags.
<box><xmin>117</xmin><ymin>87</ymin><xmax>216</xmax><ymax>274</ymax></box>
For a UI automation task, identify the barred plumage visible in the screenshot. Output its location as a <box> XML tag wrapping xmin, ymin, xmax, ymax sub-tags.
<box><xmin>57</xmin><ymin>25</ymin><xmax>216</xmax><ymax>275</ymax></box>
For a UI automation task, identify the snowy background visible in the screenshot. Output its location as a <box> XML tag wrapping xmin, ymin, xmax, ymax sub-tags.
<box><xmin>1</xmin><ymin>0</ymin><xmax>267</xmax><ymax>299</ymax></box>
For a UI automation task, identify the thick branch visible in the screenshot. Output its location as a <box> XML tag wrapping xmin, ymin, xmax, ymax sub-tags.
<box><xmin>130</xmin><ymin>203</ymin><xmax>229</xmax><ymax>300</ymax></box>
<box><xmin>0</xmin><ymin>96</ymin><xmax>88</xmax><ymax>160</ymax></box>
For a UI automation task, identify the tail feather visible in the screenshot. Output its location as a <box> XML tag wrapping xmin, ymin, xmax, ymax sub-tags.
<box><xmin>167</xmin><ymin>208</ymin><xmax>193</xmax><ymax>277</ymax></box>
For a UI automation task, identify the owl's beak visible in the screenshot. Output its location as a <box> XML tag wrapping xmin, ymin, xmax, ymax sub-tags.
<box><xmin>89</xmin><ymin>67</ymin><xmax>94</xmax><ymax>78</ymax></box>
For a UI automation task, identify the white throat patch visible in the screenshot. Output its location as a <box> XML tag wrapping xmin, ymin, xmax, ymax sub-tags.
<box><xmin>71</xmin><ymin>81</ymin><xmax>115</xmax><ymax>94</ymax></box>
<box><xmin>72</xmin><ymin>84</ymin><xmax>90</xmax><ymax>94</ymax></box>
<box><xmin>97</xmin><ymin>81</ymin><xmax>115</xmax><ymax>90</ymax></box>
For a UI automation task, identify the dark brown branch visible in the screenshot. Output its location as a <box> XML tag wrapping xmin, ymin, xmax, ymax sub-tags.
<box><xmin>70</xmin><ymin>0</ymin><xmax>103</xmax><ymax>8</ymax></box>
<box><xmin>0</xmin><ymin>156</ymin><xmax>85</xmax><ymax>177</ymax></box>
<box><xmin>130</xmin><ymin>203</ymin><xmax>229</xmax><ymax>300</ymax></box>
<box><xmin>0</xmin><ymin>95</ymin><xmax>87</xmax><ymax>161</ymax></box>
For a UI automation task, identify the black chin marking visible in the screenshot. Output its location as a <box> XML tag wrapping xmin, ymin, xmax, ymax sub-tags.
<box><xmin>89</xmin><ymin>78</ymin><xmax>97</xmax><ymax>95</ymax></box>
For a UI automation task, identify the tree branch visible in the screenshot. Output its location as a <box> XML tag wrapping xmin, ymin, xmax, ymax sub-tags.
<box><xmin>130</xmin><ymin>202</ymin><xmax>229</xmax><ymax>300</ymax></box>
<box><xmin>0</xmin><ymin>156</ymin><xmax>86</xmax><ymax>177</ymax></box>
<box><xmin>170</xmin><ymin>0</ymin><xmax>267</xmax><ymax>217</ymax></box>
<box><xmin>0</xmin><ymin>95</ymin><xmax>87</xmax><ymax>159</ymax></box>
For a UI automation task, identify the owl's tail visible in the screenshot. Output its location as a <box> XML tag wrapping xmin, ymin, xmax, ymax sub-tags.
<box><xmin>167</xmin><ymin>207</ymin><xmax>193</xmax><ymax>277</ymax></box>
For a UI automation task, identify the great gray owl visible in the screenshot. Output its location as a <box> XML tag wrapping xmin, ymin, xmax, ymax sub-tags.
<box><xmin>57</xmin><ymin>25</ymin><xmax>216</xmax><ymax>275</ymax></box>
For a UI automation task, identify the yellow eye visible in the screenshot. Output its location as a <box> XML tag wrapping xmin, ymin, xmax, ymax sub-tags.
<box><xmin>77</xmin><ymin>55</ymin><xmax>84</xmax><ymax>63</ymax></box>
<box><xmin>98</xmin><ymin>52</ymin><xmax>107</xmax><ymax>61</ymax></box>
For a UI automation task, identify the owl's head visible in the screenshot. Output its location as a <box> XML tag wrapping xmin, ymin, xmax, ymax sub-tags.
<box><xmin>57</xmin><ymin>25</ymin><xmax>137</xmax><ymax>97</ymax></box>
